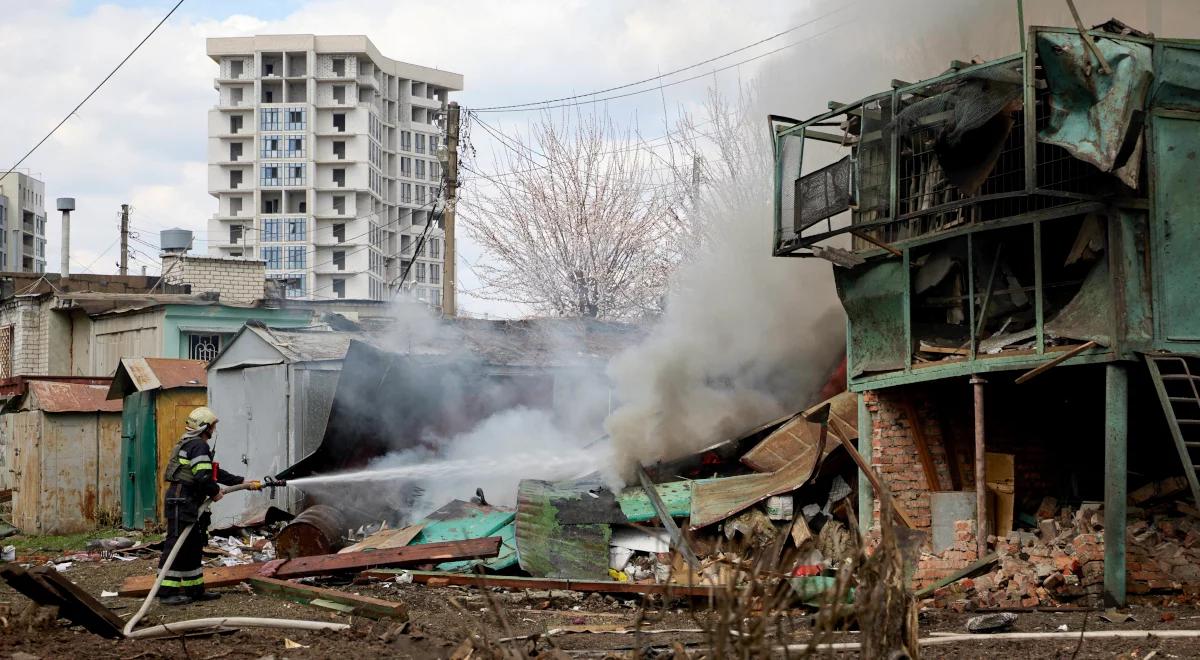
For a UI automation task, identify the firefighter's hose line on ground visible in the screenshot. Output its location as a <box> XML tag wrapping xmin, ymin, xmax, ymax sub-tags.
<box><xmin>121</xmin><ymin>482</ymin><xmax>342</xmax><ymax>640</ymax></box>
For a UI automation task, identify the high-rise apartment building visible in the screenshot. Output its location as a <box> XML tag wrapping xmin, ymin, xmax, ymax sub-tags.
<box><xmin>206</xmin><ymin>35</ymin><xmax>462</xmax><ymax>303</ymax></box>
<box><xmin>0</xmin><ymin>172</ymin><xmax>47</xmax><ymax>273</ymax></box>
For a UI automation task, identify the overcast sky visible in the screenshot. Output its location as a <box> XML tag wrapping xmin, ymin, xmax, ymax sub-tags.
<box><xmin>1</xmin><ymin>0</ymin><xmax>1191</xmax><ymax>317</ymax></box>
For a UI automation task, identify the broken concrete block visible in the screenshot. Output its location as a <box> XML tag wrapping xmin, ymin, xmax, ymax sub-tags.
<box><xmin>966</xmin><ymin>612</ymin><xmax>1017</xmax><ymax>633</ymax></box>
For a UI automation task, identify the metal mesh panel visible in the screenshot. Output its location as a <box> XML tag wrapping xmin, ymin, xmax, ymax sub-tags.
<box><xmin>0</xmin><ymin>326</ymin><xmax>12</xmax><ymax>379</ymax></box>
<box><xmin>795</xmin><ymin>155</ymin><xmax>851</xmax><ymax>232</ymax></box>
<box><xmin>778</xmin><ymin>133</ymin><xmax>803</xmax><ymax>238</ymax></box>
<box><xmin>855</xmin><ymin>96</ymin><xmax>894</xmax><ymax>224</ymax></box>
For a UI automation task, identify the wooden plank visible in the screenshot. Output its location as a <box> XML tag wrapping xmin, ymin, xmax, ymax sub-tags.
<box><xmin>834</xmin><ymin>427</ymin><xmax>917</xmax><ymax>529</ymax></box>
<box><xmin>914</xmin><ymin>552</ymin><xmax>999</xmax><ymax>599</ymax></box>
<box><xmin>249</xmin><ymin>576</ymin><xmax>408</xmax><ymax>620</ymax></box>
<box><xmin>0</xmin><ymin>564</ymin><xmax>124</xmax><ymax>638</ymax></box>
<box><xmin>901</xmin><ymin>399</ymin><xmax>942</xmax><ymax>491</ymax></box>
<box><xmin>119</xmin><ymin>537</ymin><xmax>502</xmax><ymax>597</ymax></box>
<box><xmin>636</xmin><ymin>464</ymin><xmax>700</xmax><ymax>570</ymax></box>
<box><xmin>338</xmin><ymin>524</ymin><xmax>425</xmax><ymax>554</ymax></box>
<box><xmin>362</xmin><ymin>570</ymin><xmax>719</xmax><ymax>598</ymax></box>
<box><xmin>1014</xmin><ymin>341</ymin><xmax>1098</xmax><ymax>384</ymax></box>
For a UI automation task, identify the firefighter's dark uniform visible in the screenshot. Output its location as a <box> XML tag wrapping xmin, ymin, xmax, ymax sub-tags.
<box><xmin>159</xmin><ymin>433</ymin><xmax>244</xmax><ymax>600</ymax></box>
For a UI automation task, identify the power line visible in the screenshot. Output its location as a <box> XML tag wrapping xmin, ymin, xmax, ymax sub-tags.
<box><xmin>0</xmin><ymin>0</ymin><xmax>187</xmax><ymax>186</ymax></box>
<box><xmin>469</xmin><ymin>18</ymin><xmax>848</xmax><ymax>114</ymax></box>
<box><xmin>467</xmin><ymin>5</ymin><xmax>850</xmax><ymax>112</ymax></box>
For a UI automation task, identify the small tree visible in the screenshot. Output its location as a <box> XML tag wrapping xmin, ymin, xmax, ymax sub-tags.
<box><xmin>462</xmin><ymin>112</ymin><xmax>683</xmax><ymax>319</ymax></box>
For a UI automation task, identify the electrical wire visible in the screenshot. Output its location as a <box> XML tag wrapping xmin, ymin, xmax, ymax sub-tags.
<box><xmin>0</xmin><ymin>0</ymin><xmax>187</xmax><ymax>185</ymax></box>
<box><xmin>468</xmin><ymin>4</ymin><xmax>850</xmax><ymax>112</ymax></box>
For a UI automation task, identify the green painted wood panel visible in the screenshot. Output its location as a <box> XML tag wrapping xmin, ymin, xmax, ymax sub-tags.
<box><xmin>120</xmin><ymin>391</ymin><xmax>157</xmax><ymax>530</ymax></box>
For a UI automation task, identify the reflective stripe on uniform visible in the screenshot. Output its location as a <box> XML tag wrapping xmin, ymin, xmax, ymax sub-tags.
<box><xmin>191</xmin><ymin>462</ymin><xmax>213</xmax><ymax>473</ymax></box>
<box><xmin>164</xmin><ymin>568</ymin><xmax>203</xmax><ymax>579</ymax></box>
<box><xmin>160</xmin><ymin>576</ymin><xmax>204</xmax><ymax>588</ymax></box>
<box><xmin>190</xmin><ymin>454</ymin><xmax>212</xmax><ymax>464</ymax></box>
<box><xmin>178</xmin><ymin>458</ymin><xmax>190</xmax><ymax>465</ymax></box>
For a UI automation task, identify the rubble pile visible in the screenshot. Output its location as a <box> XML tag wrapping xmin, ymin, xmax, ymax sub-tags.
<box><xmin>923</xmin><ymin>494</ymin><xmax>1200</xmax><ymax>610</ymax></box>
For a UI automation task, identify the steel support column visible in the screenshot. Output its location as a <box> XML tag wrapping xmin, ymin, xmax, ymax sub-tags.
<box><xmin>1105</xmin><ymin>363</ymin><xmax>1128</xmax><ymax>607</ymax></box>
<box><xmin>971</xmin><ymin>376</ymin><xmax>988</xmax><ymax>557</ymax></box>
<box><xmin>858</xmin><ymin>392</ymin><xmax>873</xmax><ymax>535</ymax></box>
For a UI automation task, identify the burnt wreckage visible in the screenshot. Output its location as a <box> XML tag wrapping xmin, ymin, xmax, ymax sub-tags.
<box><xmin>771</xmin><ymin>21</ymin><xmax>1200</xmax><ymax>605</ymax></box>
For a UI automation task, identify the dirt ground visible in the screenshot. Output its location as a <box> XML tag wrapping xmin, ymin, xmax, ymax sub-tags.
<box><xmin>1</xmin><ymin>557</ymin><xmax>1200</xmax><ymax>658</ymax></box>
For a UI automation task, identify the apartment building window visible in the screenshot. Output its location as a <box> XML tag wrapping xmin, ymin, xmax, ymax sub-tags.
<box><xmin>285</xmin><ymin>136</ymin><xmax>305</xmax><ymax>158</ymax></box>
<box><xmin>263</xmin><ymin>218</ymin><xmax>281</xmax><ymax>241</ymax></box>
<box><xmin>415</xmin><ymin>133</ymin><xmax>426</xmax><ymax>154</ymax></box>
<box><xmin>230</xmin><ymin>116</ymin><xmax>243</xmax><ymax>134</ymax></box>
<box><xmin>401</xmin><ymin>131</ymin><xmax>411</xmax><ymax>151</ymax></box>
<box><xmin>261</xmin><ymin>109</ymin><xmax>281</xmax><ymax>131</ymax></box>
<box><xmin>333</xmin><ymin>141</ymin><xmax>346</xmax><ymax>159</ymax></box>
<box><xmin>333</xmin><ymin>169</ymin><xmax>346</xmax><ymax>187</ymax></box>
<box><xmin>261</xmin><ymin>136</ymin><xmax>282</xmax><ymax>158</ymax></box>
<box><xmin>332</xmin><ymin>58</ymin><xmax>346</xmax><ymax>76</ymax></box>
<box><xmin>415</xmin><ymin>261</ymin><xmax>426</xmax><ymax>283</ymax></box>
<box><xmin>400</xmin><ymin>157</ymin><xmax>411</xmax><ymax>177</ymax></box>
<box><xmin>415</xmin><ymin>186</ymin><xmax>425</xmax><ymax>204</ymax></box>
<box><xmin>229</xmin><ymin>142</ymin><xmax>243</xmax><ymax>161</ymax></box>
<box><xmin>285</xmin><ymin>218</ymin><xmax>306</xmax><ymax>241</ymax></box>
<box><xmin>333</xmin><ymin>223</ymin><xmax>346</xmax><ymax>242</ymax></box>
<box><xmin>428</xmin><ymin>237</ymin><xmax>440</xmax><ymax>260</ymax></box>
<box><xmin>430</xmin><ymin>160</ymin><xmax>440</xmax><ymax>180</ymax></box>
<box><xmin>229</xmin><ymin>170</ymin><xmax>243</xmax><ymax>189</ymax></box>
<box><xmin>230</xmin><ymin>224</ymin><xmax>243</xmax><ymax>244</ymax></box>
<box><xmin>230</xmin><ymin>87</ymin><xmax>244</xmax><ymax>106</ymax></box>
<box><xmin>188</xmin><ymin>333</ymin><xmax>222</xmax><ymax>362</ymax></box>
<box><xmin>230</xmin><ymin>59</ymin><xmax>244</xmax><ymax>78</ymax></box>
<box><xmin>430</xmin><ymin>264</ymin><xmax>440</xmax><ymax>285</ymax></box>
<box><xmin>401</xmin><ymin>183</ymin><xmax>412</xmax><ymax>203</ymax></box>
<box><xmin>332</xmin><ymin>279</ymin><xmax>346</xmax><ymax>298</ymax></box>
<box><xmin>400</xmin><ymin>234</ymin><xmax>411</xmax><ymax>255</ymax></box>
<box><xmin>269</xmin><ymin>274</ymin><xmax>305</xmax><ymax>299</ymax></box>
<box><xmin>333</xmin><ymin>195</ymin><xmax>346</xmax><ymax>215</ymax></box>
<box><xmin>285</xmin><ymin>108</ymin><xmax>306</xmax><ymax>130</ymax></box>
<box><xmin>229</xmin><ymin>197</ymin><xmax>243</xmax><ymax>216</ymax></box>
<box><xmin>263</xmin><ymin>246</ymin><xmax>282</xmax><ymax>269</ymax></box>
<box><xmin>285</xmin><ymin>164</ymin><xmax>305</xmax><ymax>186</ymax></box>
<box><xmin>333</xmin><ymin>85</ymin><xmax>346</xmax><ymax>104</ymax></box>
<box><xmin>286</xmin><ymin>246</ymin><xmax>306</xmax><ymax>269</ymax></box>
<box><xmin>415</xmin><ymin>160</ymin><xmax>426</xmax><ymax>179</ymax></box>
<box><xmin>263</xmin><ymin>197</ymin><xmax>280</xmax><ymax>213</ymax></box>
<box><xmin>333</xmin><ymin>113</ymin><xmax>346</xmax><ymax>132</ymax></box>
<box><xmin>333</xmin><ymin>250</ymin><xmax>346</xmax><ymax>271</ymax></box>
<box><xmin>429</xmin><ymin>186</ymin><xmax>440</xmax><ymax>203</ymax></box>
<box><xmin>260</xmin><ymin>164</ymin><xmax>281</xmax><ymax>186</ymax></box>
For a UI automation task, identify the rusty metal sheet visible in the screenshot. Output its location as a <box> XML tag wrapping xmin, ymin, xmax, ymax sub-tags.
<box><xmin>515</xmin><ymin>476</ymin><xmax>614</xmax><ymax>580</ymax></box>
<box><xmin>741</xmin><ymin>391</ymin><xmax>854</xmax><ymax>473</ymax></box>
<box><xmin>27</xmin><ymin>381</ymin><xmax>122</xmax><ymax>413</ymax></box>
<box><xmin>106</xmin><ymin>357</ymin><xmax>207</xmax><ymax>400</ymax></box>
<box><xmin>1036</xmin><ymin>32</ymin><xmax>1152</xmax><ymax>173</ymax></box>
<box><xmin>690</xmin><ymin>449</ymin><xmax>824</xmax><ymax>530</ymax></box>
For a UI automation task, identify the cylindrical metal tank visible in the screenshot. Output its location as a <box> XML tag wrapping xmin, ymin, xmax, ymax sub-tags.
<box><xmin>274</xmin><ymin>504</ymin><xmax>346</xmax><ymax>558</ymax></box>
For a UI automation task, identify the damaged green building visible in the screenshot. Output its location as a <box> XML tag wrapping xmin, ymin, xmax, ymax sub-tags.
<box><xmin>771</xmin><ymin>22</ymin><xmax>1200</xmax><ymax>605</ymax></box>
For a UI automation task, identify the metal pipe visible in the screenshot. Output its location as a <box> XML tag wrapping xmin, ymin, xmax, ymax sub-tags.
<box><xmin>971</xmin><ymin>375</ymin><xmax>988</xmax><ymax>557</ymax></box>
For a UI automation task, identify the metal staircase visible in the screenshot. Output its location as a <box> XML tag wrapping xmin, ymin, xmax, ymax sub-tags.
<box><xmin>1146</xmin><ymin>354</ymin><xmax>1200</xmax><ymax>506</ymax></box>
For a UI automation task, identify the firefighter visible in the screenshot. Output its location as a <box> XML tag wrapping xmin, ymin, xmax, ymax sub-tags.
<box><xmin>159</xmin><ymin>406</ymin><xmax>260</xmax><ymax>606</ymax></box>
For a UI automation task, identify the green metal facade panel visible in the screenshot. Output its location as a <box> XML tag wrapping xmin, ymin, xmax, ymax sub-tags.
<box><xmin>120</xmin><ymin>390</ymin><xmax>157</xmax><ymax>530</ymax></box>
<box><xmin>515</xmin><ymin>477</ymin><xmax>614</xmax><ymax>580</ymax></box>
<box><xmin>1153</xmin><ymin>45</ymin><xmax>1200</xmax><ymax>111</ymax></box>
<box><xmin>1113</xmin><ymin>209</ymin><xmax>1154</xmax><ymax>352</ymax></box>
<box><xmin>836</xmin><ymin>260</ymin><xmax>907</xmax><ymax>377</ymax></box>
<box><xmin>617</xmin><ymin>480</ymin><xmax>692</xmax><ymax>521</ymax></box>
<box><xmin>162</xmin><ymin>305</ymin><xmax>312</xmax><ymax>358</ymax></box>
<box><xmin>1152</xmin><ymin>114</ymin><xmax>1200</xmax><ymax>345</ymax></box>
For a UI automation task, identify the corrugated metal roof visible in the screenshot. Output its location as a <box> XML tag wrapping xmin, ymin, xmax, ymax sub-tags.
<box><xmin>247</xmin><ymin>325</ymin><xmax>361</xmax><ymax>363</ymax></box>
<box><xmin>27</xmin><ymin>381</ymin><xmax>123</xmax><ymax>413</ymax></box>
<box><xmin>107</xmin><ymin>357</ymin><xmax>207</xmax><ymax>399</ymax></box>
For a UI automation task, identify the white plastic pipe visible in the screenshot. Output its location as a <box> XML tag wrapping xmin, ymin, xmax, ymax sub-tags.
<box><xmin>777</xmin><ymin>629</ymin><xmax>1200</xmax><ymax>653</ymax></box>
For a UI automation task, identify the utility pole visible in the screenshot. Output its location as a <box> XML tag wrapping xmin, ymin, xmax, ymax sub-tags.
<box><xmin>119</xmin><ymin>204</ymin><xmax>130</xmax><ymax>276</ymax></box>
<box><xmin>441</xmin><ymin>102</ymin><xmax>460</xmax><ymax>317</ymax></box>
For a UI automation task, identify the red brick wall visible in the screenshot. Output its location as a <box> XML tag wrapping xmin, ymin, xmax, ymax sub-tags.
<box><xmin>865</xmin><ymin>389</ymin><xmax>955</xmax><ymax>532</ymax></box>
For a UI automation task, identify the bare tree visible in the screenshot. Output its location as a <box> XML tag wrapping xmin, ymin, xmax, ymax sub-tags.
<box><xmin>461</xmin><ymin>112</ymin><xmax>683</xmax><ymax>319</ymax></box>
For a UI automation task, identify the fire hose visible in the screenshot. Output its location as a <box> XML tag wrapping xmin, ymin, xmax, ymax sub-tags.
<box><xmin>122</xmin><ymin>478</ymin><xmax>348</xmax><ymax>640</ymax></box>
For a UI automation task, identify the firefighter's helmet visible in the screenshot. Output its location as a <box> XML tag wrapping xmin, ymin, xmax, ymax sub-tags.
<box><xmin>185</xmin><ymin>406</ymin><xmax>219</xmax><ymax>431</ymax></box>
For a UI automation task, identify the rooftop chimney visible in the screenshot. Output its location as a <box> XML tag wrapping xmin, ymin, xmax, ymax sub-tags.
<box><xmin>56</xmin><ymin>198</ymin><xmax>75</xmax><ymax>279</ymax></box>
